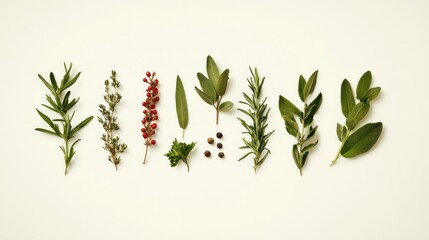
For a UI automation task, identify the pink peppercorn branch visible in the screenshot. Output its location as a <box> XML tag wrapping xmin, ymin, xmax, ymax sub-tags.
<box><xmin>141</xmin><ymin>71</ymin><xmax>159</xmax><ymax>164</ymax></box>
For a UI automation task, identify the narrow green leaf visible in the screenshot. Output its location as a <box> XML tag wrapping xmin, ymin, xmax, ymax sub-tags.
<box><xmin>303</xmin><ymin>70</ymin><xmax>318</xmax><ymax>101</ymax></box>
<box><xmin>219</xmin><ymin>101</ymin><xmax>233</xmax><ymax>112</ymax></box>
<box><xmin>304</xmin><ymin>93</ymin><xmax>323</xmax><ymax>127</ymax></box>
<box><xmin>341</xmin><ymin>79</ymin><xmax>355</xmax><ymax>118</ymax></box>
<box><xmin>282</xmin><ymin>115</ymin><xmax>298</xmax><ymax>137</ymax></box>
<box><xmin>292</xmin><ymin>144</ymin><xmax>300</xmax><ymax>168</ymax></box>
<box><xmin>341</xmin><ymin>122</ymin><xmax>383</xmax><ymax>158</ymax></box>
<box><xmin>302</xmin><ymin>140</ymin><xmax>318</xmax><ymax>153</ymax></box>
<box><xmin>195</xmin><ymin>87</ymin><xmax>214</xmax><ymax>105</ymax></box>
<box><xmin>175</xmin><ymin>76</ymin><xmax>189</xmax><ymax>130</ymax></box>
<box><xmin>197</xmin><ymin>72</ymin><xmax>217</xmax><ymax>101</ymax></box>
<box><xmin>279</xmin><ymin>95</ymin><xmax>301</xmax><ymax>117</ymax></box>
<box><xmin>342</xmin><ymin>126</ymin><xmax>348</xmax><ymax>140</ymax></box>
<box><xmin>336</xmin><ymin>123</ymin><xmax>343</xmax><ymax>141</ymax></box>
<box><xmin>206</xmin><ymin>55</ymin><xmax>220</xmax><ymax>83</ymax></box>
<box><xmin>356</xmin><ymin>71</ymin><xmax>372</xmax><ymax>100</ymax></box>
<box><xmin>38</xmin><ymin>74</ymin><xmax>54</xmax><ymax>93</ymax></box>
<box><xmin>70</xmin><ymin>116</ymin><xmax>93</xmax><ymax>137</ymax></box>
<box><xmin>216</xmin><ymin>69</ymin><xmax>229</xmax><ymax>96</ymax></box>
<box><xmin>362</xmin><ymin>87</ymin><xmax>381</xmax><ymax>101</ymax></box>
<box><xmin>61</xmin><ymin>72</ymin><xmax>81</xmax><ymax>91</ymax></box>
<box><xmin>36</xmin><ymin>109</ymin><xmax>56</xmax><ymax>131</ymax></box>
<box><xmin>49</xmin><ymin>72</ymin><xmax>58</xmax><ymax>91</ymax></box>
<box><xmin>298</xmin><ymin>75</ymin><xmax>306</xmax><ymax>102</ymax></box>
<box><xmin>307</xmin><ymin>125</ymin><xmax>318</xmax><ymax>139</ymax></box>
<box><xmin>35</xmin><ymin>128</ymin><xmax>60</xmax><ymax>137</ymax></box>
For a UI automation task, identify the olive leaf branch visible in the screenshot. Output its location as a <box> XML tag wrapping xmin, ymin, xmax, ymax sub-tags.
<box><xmin>278</xmin><ymin>71</ymin><xmax>322</xmax><ymax>176</ymax></box>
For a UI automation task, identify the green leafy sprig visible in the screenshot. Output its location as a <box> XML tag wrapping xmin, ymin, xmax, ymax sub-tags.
<box><xmin>165</xmin><ymin>139</ymin><xmax>197</xmax><ymax>172</ymax></box>
<box><xmin>195</xmin><ymin>55</ymin><xmax>234</xmax><ymax>125</ymax></box>
<box><xmin>35</xmin><ymin>63</ymin><xmax>93</xmax><ymax>175</ymax></box>
<box><xmin>330</xmin><ymin>71</ymin><xmax>383</xmax><ymax>166</ymax></box>
<box><xmin>279</xmin><ymin>71</ymin><xmax>322</xmax><ymax>176</ymax></box>
<box><xmin>98</xmin><ymin>70</ymin><xmax>127</xmax><ymax>170</ymax></box>
<box><xmin>238</xmin><ymin>68</ymin><xmax>274</xmax><ymax>174</ymax></box>
<box><xmin>175</xmin><ymin>75</ymin><xmax>189</xmax><ymax>138</ymax></box>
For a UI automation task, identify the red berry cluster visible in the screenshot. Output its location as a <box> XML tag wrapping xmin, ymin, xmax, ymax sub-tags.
<box><xmin>141</xmin><ymin>71</ymin><xmax>159</xmax><ymax>152</ymax></box>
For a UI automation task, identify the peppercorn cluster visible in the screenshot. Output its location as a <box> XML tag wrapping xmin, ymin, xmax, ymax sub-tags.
<box><xmin>141</xmin><ymin>71</ymin><xmax>159</xmax><ymax>146</ymax></box>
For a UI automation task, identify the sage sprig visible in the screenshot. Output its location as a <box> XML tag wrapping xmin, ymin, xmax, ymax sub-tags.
<box><xmin>195</xmin><ymin>55</ymin><xmax>234</xmax><ymax>125</ymax></box>
<box><xmin>98</xmin><ymin>70</ymin><xmax>127</xmax><ymax>170</ymax></box>
<box><xmin>35</xmin><ymin>63</ymin><xmax>93</xmax><ymax>175</ymax></box>
<box><xmin>330</xmin><ymin>71</ymin><xmax>383</xmax><ymax>166</ymax></box>
<box><xmin>279</xmin><ymin>71</ymin><xmax>322</xmax><ymax>176</ymax></box>
<box><xmin>165</xmin><ymin>139</ymin><xmax>197</xmax><ymax>172</ymax></box>
<box><xmin>238</xmin><ymin>68</ymin><xmax>274</xmax><ymax>174</ymax></box>
<box><xmin>175</xmin><ymin>75</ymin><xmax>189</xmax><ymax>138</ymax></box>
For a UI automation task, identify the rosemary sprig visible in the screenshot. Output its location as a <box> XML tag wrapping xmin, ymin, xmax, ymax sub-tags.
<box><xmin>279</xmin><ymin>71</ymin><xmax>322</xmax><ymax>176</ymax></box>
<box><xmin>98</xmin><ymin>70</ymin><xmax>127</xmax><ymax>170</ymax></box>
<box><xmin>35</xmin><ymin>63</ymin><xmax>93</xmax><ymax>175</ymax></box>
<box><xmin>238</xmin><ymin>67</ymin><xmax>274</xmax><ymax>174</ymax></box>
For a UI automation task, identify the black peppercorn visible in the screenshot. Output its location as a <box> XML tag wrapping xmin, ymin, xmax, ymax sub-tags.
<box><xmin>218</xmin><ymin>152</ymin><xmax>224</xmax><ymax>158</ymax></box>
<box><xmin>217</xmin><ymin>143</ymin><xmax>223</xmax><ymax>149</ymax></box>
<box><xmin>204</xmin><ymin>150</ymin><xmax>211</xmax><ymax>157</ymax></box>
<box><xmin>216</xmin><ymin>132</ymin><xmax>223</xmax><ymax>138</ymax></box>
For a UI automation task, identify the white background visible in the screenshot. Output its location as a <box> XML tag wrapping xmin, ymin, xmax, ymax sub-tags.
<box><xmin>1</xmin><ymin>0</ymin><xmax>428</xmax><ymax>239</ymax></box>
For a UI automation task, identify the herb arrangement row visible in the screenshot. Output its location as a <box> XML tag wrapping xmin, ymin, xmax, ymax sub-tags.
<box><xmin>35</xmin><ymin>56</ymin><xmax>383</xmax><ymax>175</ymax></box>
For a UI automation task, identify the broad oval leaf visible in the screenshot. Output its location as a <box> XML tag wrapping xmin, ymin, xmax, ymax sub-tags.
<box><xmin>303</xmin><ymin>70</ymin><xmax>318</xmax><ymax>101</ymax></box>
<box><xmin>206</xmin><ymin>55</ymin><xmax>220</xmax><ymax>83</ymax></box>
<box><xmin>197</xmin><ymin>72</ymin><xmax>217</xmax><ymax>102</ymax></box>
<box><xmin>175</xmin><ymin>76</ymin><xmax>189</xmax><ymax>130</ymax></box>
<box><xmin>341</xmin><ymin>79</ymin><xmax>355</xmax><ymax>118</ymax></box>
<box><xmin>341</xmin><ymin>122</ymin><xmax>383</xmax><ymax>158</ymax></box>
<box><xmin>195</xmin><ymin>87</ymin><xmax>214</xmax><ymax>105</ymax></box>
<box><xmin>362</xmin><ymin>87</ymin><xmax>381</xmax><ymax>101</ymax></box>
<box><xmin>292</xmin><ymin>144</ymin><xmax>300</xmax><ymax>168</ymax></box>
<box><xmin>357</xmin><ymin>71</ymin><xmax>372</xmax><ymax>100</ymax></box>
<box><xmin>279</xmin><ymin>95</ymin><xmax>301</xmax><ymax>117</ymax></box>
<box><xmin>302</xmin><ymin>140</ymin><xmax>318</xmax><ymax>153</ymax></box>
<box><xmin>347</xmin><ymin>102</ymin><xmax>369</xmax><ymax>122</ymax></box>
<box><xmin>219</xmin><ymin>101</ymin><xmax>233</xmax><ymax>112</ymax></box>
<box><xmin>283</xmin><ymin>115</ymin><xmax>298</xmax><ymax>137</ymax></box>
<box><xmin>216</xmin><ymin>69</ymin><xmax>229</xmax><ymax>96</ymax></box>
<box><xmin>298</xmin><ymin>75</ymin><xmax>306</xmax><ymax>102</ymax></box>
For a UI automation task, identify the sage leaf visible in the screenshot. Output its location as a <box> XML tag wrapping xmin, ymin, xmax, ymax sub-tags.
<box><xmin>302</xmin><ymin>140</ymin><xmax>318</xmax><ymax>153</ymax></box>
<box><xmin>341</xmin><ymin>79</ymin><xmax>355</xmax><ymax>118</ymax></box>
<box><xmin>279</xmin><ymin>95</ymin><xmax>301</xmax><ymax>117</ymax></box>
<box><xmin>298</xmin><ymin>75</ymin><xmax>306</xmax><ymax>102</ymax></box>
<box><xmin>197</xmin><ymin>73</ymin><xmax>217</xmax><ymax>102</ymax></box>
<box><xmin>292</xmin><ymin>144</ymin><xmax>300</xmax><ymax>168</ymax></box>
<box><xmin>216</xmin><ymin>69</ymin><xmax>229</xmax><ymax>95</ymax></box>
<box><xmin>337</xmin><ymin>123</ymin><xmax>343</xmax><ymax>141</ymax></box>
<box><xmin>357</xmin><ymin>71</ymin><xmax>372</xmax><ymax>100</ymax></box>
<box><xmin>347</xmin><ymin>102</ymin><xmax>369</xmax><ymax>122</ymax></box>
<box><xmin>303</xmin><ymin>70</ymin><xmax>318</xmax><ymax>101</ymax></box>
<box><xmin>219</xmin><ymin>101</ymin><xmax>233</xmax><ymax>112</ymax></box>
<box><xmin>304</xmin><ymin>93</ymin><xmax>323</xmax><ymax>127</ymax></box>
<box><xmin>341</xmin><ymin>122</ymin><xmax>383</xmax><ymax>158</ymax></box>
<box><xmin>195</xmin><ymin>87</ymin><xmax>214</xmax><ymax>105</ymax></box>
<box><xmin>175</xmin><ymin>76</ymin><xmax>189</xmax><ymax>130</ymax></box>
<box><xmin>206</xmin><ymin>55</ymin><xmax>220</xmax><ymax>83</ymax></box>
<box><xmin>362</xmin><ymin>87</ymin><xmax>381</xmax><ymax>101</ymax></box>
<box><xmin>283</xmin><ymin>115</ymin><xmax>299</xmax><ymax>137</ymax></box>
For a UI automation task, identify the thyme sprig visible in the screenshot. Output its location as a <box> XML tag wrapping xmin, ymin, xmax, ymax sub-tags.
<box><xmin>98</xmin><ymin>70</ymin><xmax>127</xmax><ymax>170</ymax></box>
<box><xmin>238</xmin><ymin>67</ymin><xmax>274</xmax><ymax>174</ymax></box>
<box><xmin>35</xmin><ymin>63</ymin><xmax>93</xmax><ymax>175</ymax></box>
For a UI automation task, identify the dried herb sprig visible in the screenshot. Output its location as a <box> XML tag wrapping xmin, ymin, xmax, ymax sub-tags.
<box><xmin>175</xmin><ymin>75</ymin><xmax>189</xmax><ymax>138</ymax></box>
<box><xmin>141</xmin><ymin>71</ymin><xmax>160</xmax><ymax>164</ymax></box>
<box><xmin>35</xmin><ymin>63</ymin><xmax>93</xmax><ymax>175</ymax></box>
<box><xmin>98</xmin><ymin>70</ymin><xmax>127</xmax><ymax>170</ymax></box>
<box><xmin>195</xmin><ymin>55</ymin><xmax>234</xmax><ymax>125</ymax></box>
<box><xmin>279</xmin><ymin>71</ymin><xmax>322</xmax><ymax>176</ymax></box>
<box><xmin>238</xmin><ymin>67</ymin><xmax>274</xmax><ymax>174</ymax></box>
<box><xmin>165</xmin><ymin>139</ymin><xmax>197</xmax><ymax>172</ymax></box>
<box><xmin>330</xmin><ymin>71</ymin><xmax>383</xmax><ymax>166</ymax></box>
